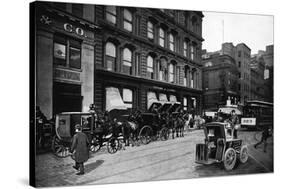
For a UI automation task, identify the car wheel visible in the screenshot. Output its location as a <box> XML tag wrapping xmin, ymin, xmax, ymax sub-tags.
<box><xmin>223</xmin><ymin>148</ymin><xmax>237</xmax><ymax>171</ymax></box>
<box><xmin>239</xmin><ymin>145</ymin><xmax>248</xmax><ymax>163</ymax></box>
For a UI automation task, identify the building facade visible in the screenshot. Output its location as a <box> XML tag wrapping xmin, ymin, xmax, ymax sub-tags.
<box><xmin>93</xmin><ymin>6</ymin><xmax>204</xmax><ymax>114</ymax></box>
<box><xmin>202</xmin><ymin>53</ymin><xmax>239</xmax><ymax>109</ymax></box>
<box><xmin>33</xmin><ymin>2</ymin><xmax>98</xmax><ymax>118</ymax></box>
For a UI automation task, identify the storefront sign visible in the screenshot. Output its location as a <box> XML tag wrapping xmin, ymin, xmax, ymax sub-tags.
<box><xmin>63</xmin><ymin>23</ymin><xmax>85</xmax><ymax>37</ymax></box>
<box><xmin>54</xmin><ymin>69</ymin><xmax>80</xmax><ymax>82</ymax></box>
<box><xmin>241</xmin><ymin>118</ymin><xmax>256</xmax><ymax>126</ymax></box>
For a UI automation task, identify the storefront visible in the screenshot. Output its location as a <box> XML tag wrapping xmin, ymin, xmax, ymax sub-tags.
<box><xmin>35</xmin><ymin>5</ymin><xmax>97</xmax><ymax>118</ymax></box>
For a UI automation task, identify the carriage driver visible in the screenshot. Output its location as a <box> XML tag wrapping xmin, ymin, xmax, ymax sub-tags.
<box><xmin>230</xmin><ymin>110</ymin><xmax>239</xmax><ymax>139</ymax></box>
<box><xmin>70</xmin><ymin>124</ymin><xmax>90</xmax><ymax>175</ymax></box>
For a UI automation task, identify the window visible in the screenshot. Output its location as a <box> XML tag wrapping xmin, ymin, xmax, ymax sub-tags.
<box><xmin>106</xmin><ymin>6</ymin><xmax>117</xmax><ymax>24</ymax></box>
<box><xmin>191</xmin><ymin>70</ymin><xmax>195</xmax><ymax>88</ymax></box>
<box><xmin>168</xmin><ymin>63</ymin><xmax>175</xmax><ymax>83</ymax></box>
<box><xmin>54</xmin><ymin>35</ymin><xmax>81</xmax><ymax>69</ymax></box>
<box><xmin>169</xmin><ymin>34</ymin><xmax>175</xmax><ymax>51</ymax></box>
<box><xmin>191</xmin><ymin>44</ymin><xmax>195</xmax><ymax>60</ymax></box>
<box><xmin>191</xmin><ymin>97</ymin><xmax>197</xmax><ymax>109</ymax></box>
<box><xmin>123</xmin><ymin>9</ymin><xmax>133</xmax><ymax>32</ymax></box>
<box><xmin>184</xmin><ymin>66</ymin><xmax>190</xmax><ymax>86</ymax></box>
<box><xmin>238</xmin><ymin>51</ymin><xmax>241</xmax><ymax>57</ymax></box>
<box><xmin>147</xmin><ymin>55</ymin><xmax>154</xmax><ymax>79</ymax></box>
<box><xmin>159</xmin><ymin>58</ymin><xmax>167</xmax><ymax>81</ymax></box>
<box><xmin>238</xmin><ymin>61</ymin><xmax>241</xmax><ymax>68</ymax></box>
<box><xmin>183</xmin><ymin>41</ymin><xmax>188</xmax><ymax>57</ymax></box>
<box><xmin>147</xmin><ymin>21</ymin><xmax>154</xmax><ymax>39</ymax></box>
<box><xmin>159</xmin><ymin>28</ymin><xmax>165</xmax><ymax>47</ymax></box>
<box><xmin>176</xmin><ymin>66</ymin><xmax>180</xmax><ymax>84</ymax></box>
<box><xmin>122</xmin><ymin>48</ymin><xmax>132</xmax><ymax>75</ymax></box>
<box><xmin>105</xmin><ymin>42</ymin><xmax>116</xmax><ymax>71</ymax></box>
<box><xmin>122</xmin><ymin>88</ymin><xmax>133</xmax><ymax>109</ymax></box>
<box><xmin>183</xmin><ymin>97</ymin><xmax>188</xmax><ymax>111</ymax></box>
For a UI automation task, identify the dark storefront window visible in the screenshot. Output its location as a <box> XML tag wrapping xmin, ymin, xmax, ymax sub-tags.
<box><xmin>54</xmin><ymin>35</ymin><xmax>81</xmax><ymax>69</ymax></box>
<box><xmin>106</xmin><ymin>6</ymin><xmax>117</xmax><ymax>24</ymax></box>
<box><xmin>105</xmin><ymin>42</ymin><xmax>116</xmax><ymax>71</ymax></box>
<box><xmin>122</xmin><ymin>48</ymin><xmax>132</xmax><ymax>75</ymax></box>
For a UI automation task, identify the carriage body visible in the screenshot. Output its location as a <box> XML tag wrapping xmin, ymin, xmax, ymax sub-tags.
<box><xmin>195</xmin><ymin>122</ymin><xmax>248</xmax><ymax>170</ymax></box>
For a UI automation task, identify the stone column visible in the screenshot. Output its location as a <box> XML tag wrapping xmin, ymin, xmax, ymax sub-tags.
<box><xmin>36</xmin><ymin>30</ymin><xmax>53</xmax><ymax>119</ymax></box>
<box><xmin>81</xmin><ymin>42</ymin><xmax>94</xmax><ymax>112</ymax></box>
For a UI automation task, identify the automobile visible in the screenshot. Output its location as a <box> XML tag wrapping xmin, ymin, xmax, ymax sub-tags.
<box><xmin>195</xmin><ymin>122</ymin><xmax>248</xmax><ymax>171</ymax></box>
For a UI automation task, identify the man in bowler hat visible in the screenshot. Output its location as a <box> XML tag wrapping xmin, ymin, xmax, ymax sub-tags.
<box><xmin>71</xmin><ymin>124</ymin><xmax>89</xmax><ymax>175</ymax></box>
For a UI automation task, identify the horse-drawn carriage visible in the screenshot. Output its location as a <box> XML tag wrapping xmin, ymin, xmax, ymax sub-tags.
<box><xmin>195</xmin><ymin>122</ymin><xmax>248</xmax><ymax>170</ymax></box>
<box><xmin>52</xmin><ymin>110</ymin><xmax>122</xmax><ymax>158</ymax></box>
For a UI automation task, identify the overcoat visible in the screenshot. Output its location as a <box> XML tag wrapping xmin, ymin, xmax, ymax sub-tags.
<box><xmin>71</xmin><ymin>132</ymin><xmax>89</xmax><ymax>163</ymax></box>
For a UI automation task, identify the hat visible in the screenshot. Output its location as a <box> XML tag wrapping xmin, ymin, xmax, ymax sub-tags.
<box><xmin>75</xmin><ymin>124</ymin><xmax>82</xmax><ymax>130</ymax></box>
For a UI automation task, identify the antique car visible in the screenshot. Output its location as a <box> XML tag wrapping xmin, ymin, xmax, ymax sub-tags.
<box><xmin>195</xmin><ymin>122</ymin><xmax>248</xmax><ymax>171</ymax></box>
<box><xmin>52</xmin><ymin>111</ymin><xmax>121</xmax><ymax>158</ymax></box>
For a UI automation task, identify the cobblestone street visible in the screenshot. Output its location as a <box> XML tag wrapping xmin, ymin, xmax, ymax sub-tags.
<box><xmin>35</xmin><ymin>129</ymin><xmax>273</xmax><ymax>187</ymax></box>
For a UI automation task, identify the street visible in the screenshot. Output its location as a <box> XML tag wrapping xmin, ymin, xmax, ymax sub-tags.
<box><xmin>35</xmin><ymin>129</ymin><xmax>273</xmax><ymax>187</ymax></box>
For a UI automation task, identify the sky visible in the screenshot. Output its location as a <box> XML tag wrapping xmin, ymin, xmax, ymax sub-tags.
<box><xmin>202</xmin><ymin>11</ymin><xmax>274</xmax><ymax>54</ymax></box>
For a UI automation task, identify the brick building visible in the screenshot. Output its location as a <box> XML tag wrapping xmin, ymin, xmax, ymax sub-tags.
<box><xmin>93</xmin><ymin>5</ymin><xmax>204</xmax><ymax>114</ymax></box>
<box><xmin>202</xmin><ymin>53</ymin><xmax>239</xmax><ymax>109</ymax></box>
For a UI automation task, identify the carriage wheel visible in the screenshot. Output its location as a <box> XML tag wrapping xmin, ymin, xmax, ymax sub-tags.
<box><xmin>239</xmin><ymin>145</ymin><xmax>248</xmax><ymax>163</ymax></box>
<box><xmin>51</xmin><ymin>136</ymin><xmax>69</xmax><ymax>158</ymax></box>
<box><xmin>90</xmin><ymin>137</ymin><xmax>102</xmax><ymax>153</ymax></box>
<box><xmin>160</xmin><ymin>127</ymin><xmax>169</xmax><ymax>141</ymax></box>
<box><xmin>139</xmin><ymin>126</ymin><xmax>153</xmax><ymax>145</ymax></box>
<box><xmin>107</xmin><ymin>137</ymin><xmax>120</xmax><ymax>154</ymax></box>
<box><xmin>223</xmin><ymin>148</ymin><xmax>237</xmax><ymax>171</ymax></box>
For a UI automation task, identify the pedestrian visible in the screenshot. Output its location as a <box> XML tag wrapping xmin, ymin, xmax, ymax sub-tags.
<box><xmin>254</xmin><ymin>126</ymin><xmax>269</xmax><ymax>152</ymax></box>
<box><xmin>70</xmin><ymin>124</ymin><xmax>90</xmax><ymax>175</ymax></box>
<box><xmin>230</xmin><ymin>110</ymin><xmax>239</xmax><ymax>139</ymax></box>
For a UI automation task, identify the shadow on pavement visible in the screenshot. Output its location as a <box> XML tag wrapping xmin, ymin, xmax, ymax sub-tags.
<box><xmin>85</xmin><ymin>160</ymin><xmax>104</xmax><ymax>174</ymax></box>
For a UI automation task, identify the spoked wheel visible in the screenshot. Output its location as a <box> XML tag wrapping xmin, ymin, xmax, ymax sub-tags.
<box><xmin>139</xmin><ymin>126</ymin><xmax>153</xmax><ymax>145</ymax></box>
<box><xmin>90</xmin><ymin>137</ymin><xmax>102</xmax><ymax>153</ymax></box>
<box><xmin>51</xmin><ymin>135</ymin><xmax>70</xmax><ymax>158</ymax></box>
<box><xmin>160</xmin><ymin>127</ymin><xmax>169</xmax><ymax>141</ymax></box>
<box><xmin>107</xmin><ymin>137</ymin><xmax>120</xmax><ymax>154</ymax></box>
<box><xmin>223</xmin><ymin>148</ymin><xmax>237</xmax><ymax>171</ymax></box>
<box><xmin>239</xmin><ymin>145</ymin><xmax>249</xmax><ymax>163</ymax></box>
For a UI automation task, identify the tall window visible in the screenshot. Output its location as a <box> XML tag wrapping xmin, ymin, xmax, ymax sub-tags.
<box><xmin>169</xmin><ymin>34</ymin><xmax>175</xmax><ymax>51</ymax></box>
<box><xmin>123</xmin><ymin>9</ymin><xmax>133</xmax><ymax>32</ymax></box>
<box><xmin>168</xmin><ymin>63</ymin><xmax>175</xmax><ymax>83</ymax></box>
<box><xmin>183</xmin><ymin>97</ymin><xmax>188</xmax><ymax>111</ymax></box>
<box><xmin>122</xmin><ymin>48</ymin><xmax>132</xmax><ymax>75</ymax></box>
<box><xmin>147</xmin><ymin>55</ymin><xmax>154</xmax><ymax>79</ymax></box>
<box><xmin>54</xmin><ymin>35</ymin><xmax>81</xmax><ymax>69</ymax></box>
<box><xmin>184</xmin><ymin>66</ymin><xmax>190</xmax><ymax>86</ymax></box>
<box><xmin>147</xmin><ymin>21</ymin><xmax>154</xmax><ymax>39</ymax></box>
<box><xmin>106</xmin><ymin>6</ymin><xmax>117</xmax><ymax>24</ymax></box>
<box><xmin>159</xmin><ymin>28</ymin><xmax>165</xmax><ymax>47</ymax></box>
<box><xmin>159</xmin><ymin>58</ymin><xmax>167</xmax><ymax>81</ymax></box>
<box><xmin>122</xmin><ymin>88</ymin><xmax>133</xmax><ymax>109</ymax></box>
<box><xmin>176</xmin><ymin>66</ymin><xmax>180</xmax><ymax>84</ymax></box>
<box><xmin>105</xmin><ymin>42</ymin><xmax>116</xmax><ymax>71</ymax></box>
<box><xmin>183</xmin><ymin>41</ymin><xmax>188</xmax><ymax>57</ymax></box>
<box><xmin>191</xmin><ymin>44</ymin><xmax>195</xmax><ymax>60</ymax></box>
<box><xmin>191</xmin><ymin>69</ymin><xmax>195</xmax><ymax>88</ymax></box>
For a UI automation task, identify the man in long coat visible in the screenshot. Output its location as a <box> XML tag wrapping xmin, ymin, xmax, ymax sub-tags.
<box><xmin>71</xmin><ymin>124</ymin><xmax>89</xmax><ymax>175</ymax></box>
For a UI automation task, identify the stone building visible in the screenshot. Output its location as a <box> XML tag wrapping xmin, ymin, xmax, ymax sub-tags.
<box><xmin>93</xmin><ymin>5</ymin><xmax>204</xmax><ymax>114</ymax></box>
<box><xmin>33</xmin><ymin>2</ymin><xmax>98</xmax><ymax>118</ymax></box>
<box><xmin>202</xmin><ymin>53</ymin><xmax>239</xmax><ymax>109</ymax></box>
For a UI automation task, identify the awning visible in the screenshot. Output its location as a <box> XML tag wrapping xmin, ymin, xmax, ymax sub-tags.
<box><xmin>169</xmin><ymin>95</ymin><xmax>181</xmax><ymax>105</ymax></box>
<box><xmin>106</xmin><ymin>87</ymin><xmax>127</xmax><ymax>112</ymax></box>
<box><xmin>218</xmin><ymin>107</ymin><xmax>242</xmax><ymax>115</ymax></box>
<box><xmin>147</xmin><ymin>92</ymin><xmax>161</xmax><ymax>109</ymax></box>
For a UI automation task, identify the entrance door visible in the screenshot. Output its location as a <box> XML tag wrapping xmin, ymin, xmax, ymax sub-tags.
<box><xmin>53</xmin><ymin>82</ymin><xmax>82</xmax><ymax>115</ymax></box>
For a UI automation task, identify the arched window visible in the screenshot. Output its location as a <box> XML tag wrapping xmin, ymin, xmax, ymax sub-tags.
<box><xmin>169</xmin><ymin>33</ymin><xmax>175</xmax><ymax>51</ymax></box>
<box><xmin>105</xmin><ymin>42</ymin><xmax>116</xmax><ymax>71</ymax></box>
<box><xmin>159</xmin><ymin>28</ymin><xmax>165</xmax><ymax>47</ymax></box>
<box><xmin>159</xmin><ymin>58</ymin><xmax>167</xmax><ymax>81</ymax></box>
<box><xmin>124</xmin><ymin>9</ymin><xmax>133</xmax><ymax>32</ymax></box>
<box><xmin>147</xmin><ymin>55</ymin><xmax>154</xmax><ymax>79</ymax></box>
<box><xmin>168</xmin><ymin>63</ymin><xmax>175</xmax><ymax>83</ymax></box>
<box><xmin>106</xmin><ymin>6</ymin><xmax>117</xmax><ymax>24</ymax></box>
<box><xmin>122</xmin><ymin>48</ymin><xmax>132</xmax><ymax>75</ymax></box>
<box><xmin>147</xmin><ymin>21</ymin><xmax>154</xmax><ymax>39</ymax></box>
